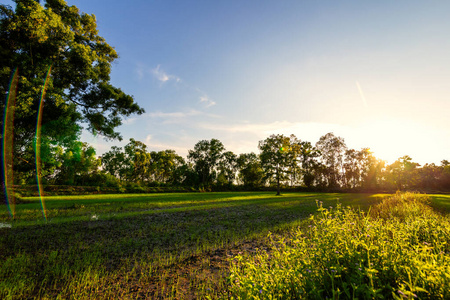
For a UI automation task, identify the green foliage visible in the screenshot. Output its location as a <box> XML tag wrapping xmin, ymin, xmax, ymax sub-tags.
<box><xmin>385</xmin><ymin>156</ymin><xmax>421</xmax><ymax>190</ymax></box>
<box><xmin>53</xmin><ymin>141</ymin><xmax>100</xmax><ymax>185</ymax></box>
<box><xmin>188</xmin><ymin>138</ymin><xmax>226</xmax><ymax>186</ymax></box>
<box><xmin>0</xmin><ymin>0</ymin><xmax>144</xmax><ymax>186</ymax></box>
<box><xmin>1</xmin><ymin>0</ymin><xmax>144</xmax><ymax>139</ymax></box>
<box><xmin>123</xmin><ymin>138</ymin><xmax>151</xmax><ymax>183</ymax></box>
<box><xmin>237</xmin><ymin>152</ymin><xmax>264</xmax><ymax>188</ymax></box>
<box><xmin>315</xmin><ymin>132</ymin><xmax>347</xmax><ymax>188</ymax></box>
<box><xmin>229</xmin><ymin>192</ymin><xmax>450</xmax><ymax>299</ymax></box>
<box><xmin>101</xmin><ymin>146</ymin><xmax>126</xmax><ymax>180</ymax></box>
<box><xmin>218</xmin><ymin>151</ymin><xmax>238</xmax><ymax>186</ymax></box>
<box><xmin>149</xmin><ymin>149</ymin><xmax>186</xmax><ymax>184</ymax></box>
<box><xmin>259</xmin><ymin>134</ymin><xmax>293</xmax><ymax>195</ymax></box>
<box><xmin>101</xmin><ymin>139</ymin><xmax>187</xmax><ymax>185</ymax></box>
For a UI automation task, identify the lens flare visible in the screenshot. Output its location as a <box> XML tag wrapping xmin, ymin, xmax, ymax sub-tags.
<box><xmin>35</xmin><ymin>66</ymin><xmax>52</xmax><ymax>221</ymax></box>
<box><xmin>3</xmin><ymin>68</ymin><xmax>19</xmax><ymax>218</ymax></box>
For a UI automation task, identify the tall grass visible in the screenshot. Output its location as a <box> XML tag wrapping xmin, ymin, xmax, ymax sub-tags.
<box><xmin>229</xmin><ymin>192</ymin><xmax>450</xmax><ymax>299</ymax></box>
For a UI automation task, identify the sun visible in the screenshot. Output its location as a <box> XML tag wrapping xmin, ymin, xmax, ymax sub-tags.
<box><xmin>355</xmin><ymin>117</ymin><xmax>439</xmax><ymax>165</ymax></box>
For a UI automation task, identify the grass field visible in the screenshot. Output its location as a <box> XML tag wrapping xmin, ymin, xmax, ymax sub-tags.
<box><xmin>0</xmin><ymin>192</ymin><xmax>449</xmax><ymax>299</ymax></box>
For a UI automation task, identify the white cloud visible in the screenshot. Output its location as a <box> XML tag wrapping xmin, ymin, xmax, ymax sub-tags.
<box><xmin>145</xmin><ymin>134</ymin><xmax>152</xmax><ymax>144</ymax></box>
<box><xmin>196</xmin><ymin>120</ymin><xmax>315</xmax><ymax>135</ymax></box>
<box><xmin>136</xmin><ymin>65</ymin><xmax>144</xmax><ymax>80</ymax></box>
<box><xmin>121</xmin><ymin>117</ymin><xmax>137</xmax><ymax>125</ymax></box>
<box><xmin>199</xmin><ymin>95</ymin><xmax>216</xmax><ymax>108</ymax></box>
<box><xmin>148</xmin><ymin>110</ymin><xmax>202</xmax><ymax>119</ymax></box>
<box><xmin>151</xmin><ymin>65</ymin><xmax>181</xmax><ymax>83</ymax></box>
<box><xmin>146</xmin><ymin>65</ymin><xmax>218</xmax><ymax>109</ymax></box>
<box><xmin>145</xmin><ymin>109</ymin><xmax>220</xmax><ymax>126</ymax></box>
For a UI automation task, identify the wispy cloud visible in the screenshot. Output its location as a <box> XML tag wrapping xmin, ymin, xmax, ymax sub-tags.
<box><xmin>144</xmin><ymin>64</ymin><xmax>218</xmax><ymax>109</ymax></box>
<box><xmin>146</xmin><ymin>109</ymin><xmax>220</xmax><ymax>125</ymax></box>
<box><xmin>199</xmin><ymin>95</ymin><xmax>216</xmax><ymax>108</ymax></box>
<box><xmin>151</xmin><ymin>65</ymin><xmax>181</xmax><ymax>83</ymax></box>
<box><xmin>148</xmin><ymin>110</ymin><xmax>202</xmax><ymax>119</ymax></box>
<box><xmin>195</xmin><ymin>87</ymin><xmax>216</xmax><ymax>108</ymax></box>
<box><xmin>196</xmin><ymin>121</ymin><xmax>296</xmax><ymax>134</ymax></box>
<box><xmin>135</xmin><ymin>64</ymin><xmax>144</xmax><ymax>80</ymax></box>
<box><xmin>121</xmin><ymin>117</ymin><xmax>137</xmax><ymax>125</ymax></box>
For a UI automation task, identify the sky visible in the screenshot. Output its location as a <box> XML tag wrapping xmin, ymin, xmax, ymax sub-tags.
<box><xmin>8</xmin><ymin>0</ymin><xmax>450</xmax><ymax>165</ymax></box>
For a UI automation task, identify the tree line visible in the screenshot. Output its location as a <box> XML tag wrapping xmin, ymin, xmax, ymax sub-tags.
<box><xmin>15</xmin><ymin>132</ymin><xmax>450</xmax><ymax>193</ymax></box>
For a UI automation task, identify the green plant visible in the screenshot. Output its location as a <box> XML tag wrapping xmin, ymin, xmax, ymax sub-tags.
<box><xmin>229</xmin><ymin>193</ymin><xmax>450</xmax><ymax>299</ymax></box>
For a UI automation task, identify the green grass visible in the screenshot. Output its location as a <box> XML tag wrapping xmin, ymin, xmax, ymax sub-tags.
<box><xmin>0</xmin><ymin>192</ymin><xmax>385</xmax><ymax>299</ymax></box>
<box><xmin>428</xmin><ymin>194</ymin><xmax>450</xmax><ymax>213</ymax></box>
<box><xmin>1</xmin><ymin>191</ymin><xmax>449</xmax><ymax>299</ymax></box>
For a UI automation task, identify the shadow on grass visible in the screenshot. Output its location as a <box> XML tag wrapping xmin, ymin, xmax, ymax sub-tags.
<box><xmin>0</xmin><ymin>192</ymin><xmax>386</xmax><ymax>298</ymax></box>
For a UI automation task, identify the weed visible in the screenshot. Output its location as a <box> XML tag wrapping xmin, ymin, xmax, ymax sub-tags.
<box><xmin>229</xmin><ymin>192</ymin><xmax>450</xmax><ymax>299</ymax></box>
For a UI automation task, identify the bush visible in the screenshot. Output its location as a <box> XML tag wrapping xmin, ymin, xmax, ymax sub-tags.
<box><xmin>75</xmin><ymin>172</ymin><xmax>122</xmax><ymax>188</ymax></box>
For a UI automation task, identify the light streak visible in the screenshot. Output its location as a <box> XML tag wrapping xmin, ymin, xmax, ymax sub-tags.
<box><xmin>3</xmin><ymin>68</ymin><xmax>19</xmax><ymax>218</ymax></box>
<box><xmin>35</xmin><ymin>66</ymin><xmax>52</xmax><ymax>221</ymax></box>
<box><xmin>356</xmin><ymin>81</ymin><xmax>368</xmax><ymax>108</ymax></box>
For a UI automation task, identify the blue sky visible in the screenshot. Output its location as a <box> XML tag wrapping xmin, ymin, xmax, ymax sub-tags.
<box><xmin>10</xmin><ymin>0</ymin><xmax>450</xmax><ymax>164</ymax></box>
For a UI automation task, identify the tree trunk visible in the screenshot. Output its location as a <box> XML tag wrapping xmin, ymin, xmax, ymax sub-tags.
<box><xmin>276</xmin><ymin>165</ymin><xmax>281</xmax><ymax>196</ymax></box>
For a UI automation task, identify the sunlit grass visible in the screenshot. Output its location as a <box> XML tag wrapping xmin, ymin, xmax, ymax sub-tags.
<box><xmin>2</xmin><ymin>191</ymin><xmax>449</xmax><ymax>298</ymax></box>
<box><xmin>429</xmin><ymin>194</ymin><xmax>450</xmax><ymax>213</ymax></box>
<box><xmin>229</xmin><ymin>192</ymin><xmax>450</xmax><ymax>299</ymax></box>
<box><xmin>0</xmin><ymin>192</ymin><xmax>385</xmax><ymax>299</ymax></box>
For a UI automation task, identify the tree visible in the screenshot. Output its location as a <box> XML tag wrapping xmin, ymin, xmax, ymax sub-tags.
<box><xmin>217</xmin><ymin>151</ymin><xmax>238</xmax><ymax>187</ymax></box>
<box><xmin>0</xmin><ymin>0</ymin><xmax>144</xmax><ymax>185</ymax></box>
<box><xmin>315</xmin><ymin>132</ymin><xmax>347</xmax><ymax>188</ymax></box>
<box><xmin>440</xmin><ymin>160</ymin><xmax>450</xmax><ymax>191</ymax></box>
<box><xmin>385</xmin><ymin>155</ymin><xmax>420</xmax><ymax>190</ymax></box>
<box><xmin>101</xmin><ymin>146</ymin><xmax>126</xmax><ymax>180</ymax></box>
<box><xmin>123</xmin><ymin>139</ymin><xmax>151</xmax><ymax>183</ymax></box>
<box><xmin>258</xmin><ymin>134</ymin><xmax>292</xmax><ymax>195</ymax></box>
<box><xmin>187</xmin><ymin>139</ymin><xmax>225</xmax><ymax>187</ymax></box>
<box><xmin>54</xmin><ymin>141</ymin><xmax>100</xmax><ymax>185</ymax></box>
<box><xmin>285</xmin><ymin>135</ymin><xmax>302</xmax><ymax>187</ymax></box>
<box><xmin>357</xmin><ymin>149</ymin><xmax>386</xmax><ymax>191</ymax></box>
<box><xmin>298</xmin><ymin>141</ymin><xmax>320</xmax><ymax>188</ymax></box>
<box><xmin>149</xmin><ymin>149</ymin><xmax>185</xmax><ymax>184</ymax></box>
<box><xmin>418</xmin><ymin>163</ymin><xmax>441</xmax><ymax>190</ymax></box>
<box><xmin>237</xmin><ymin>152</ymin><xmax>264</xmax><ymax>188</ymax></box>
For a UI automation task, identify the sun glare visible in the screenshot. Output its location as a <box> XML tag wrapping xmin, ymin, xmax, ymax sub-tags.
<box><xmin>356</xmin><ymin>117</ymin><xmax>439</xmax><ymax>165</ymax></box>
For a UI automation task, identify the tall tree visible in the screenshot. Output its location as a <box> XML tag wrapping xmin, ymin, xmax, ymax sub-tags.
<box><xmin>149</xmin><ymin>149</ymin><xmax>185</xmax><ymax>184</ymax></box>
<box><xmin>101</xmin><ymin>146</ymin><xmax>126</xmax><ymax>180</ymax></box>
<box><xmin>385</xmin><ymin>155</ymin><xmax>420</xmax><ymax>190</ymax></box>
<box><xmin>237</xmin><ymin>152</ymin><xmax>264</xmax><ymax>188</ymax></box>
<box><xmin>123</xmin><ymin>139</ymin><xmax>151</xmax><ymax>183</ymax></box>
<box><xmin>0</xmin><ymin>0</ymin><xmax>144</xmax><ymax>184</ymax></box>
<box><xmin>217</xmin><ymin>151</ymin><xmax>238</xmax><ymax>186</ymax></box>
<box><xmin>54</xmin><ymin>141</ymin><xmax>100</xmax><ymax>185</ymax></box>
<box><xmin>258</xmin><ymin>134</ymin><xmax>292</xmax><ymax>195</ymax></box>
<box><xmin>187</xmin><ymin>139</ymin><xmax>225</xmax><ymax>187</ymax></box>
<box><xmin>298</xmin><ymin>141</ymin><xmax>320</xmax><ymax>188</ymax></box>
<box><xmin>286</xmin><ymin>135</ymin><xmax>302</xmax><ymax>187</ymax></box>
<box><xmin>315</xmin><ymin>132</ymin><xmax>347</xmax><ymax>188</ymax></box>
<box><xmin>358</xmin><ymin>149</ymin><xmax>385</xmax><ymax>190</ymax></box>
